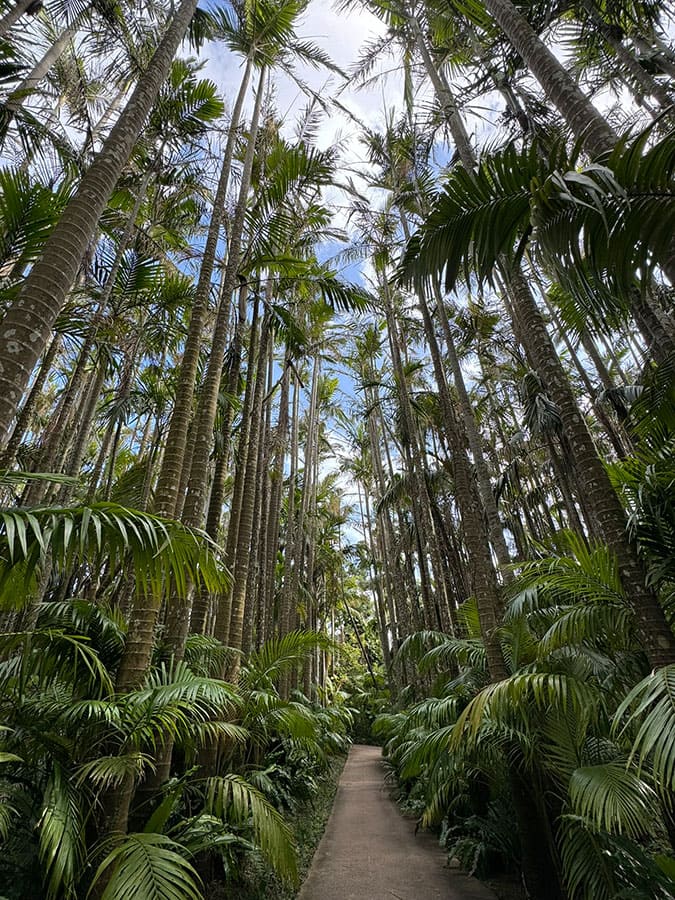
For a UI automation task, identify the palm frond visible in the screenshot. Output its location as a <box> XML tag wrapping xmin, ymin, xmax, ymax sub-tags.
<box><xmin>243</xmin><ymin>630</ymin><xmax>333</xmax><ymax>687</ymax></box>
<box><xmin>38</xmin><ymin>763</ymin><xmax>84</xmax><ymax>900</ymax></box>
<box><xmin>568</xmin><ymin>761</ymin><xmax>659</xmax><ymax>837</ymax></box>
<box><xmin>614</xmin><ymin>665</ymin><xmax>675</xmax><ymax>789</ymax></box>
<box><xmin>88</xmin><ymin>832</ymin><xmax>203</xmax><ymax>900</ymax></box>
<box><xmin>0</xmin><ymin>502</ymin><xmax>227</xmax><ymax>604</ymax></box>
<box><xmin>205</xmin><ymin>774</ymin><xmax>297</xmax><ymax>882</ymax></box>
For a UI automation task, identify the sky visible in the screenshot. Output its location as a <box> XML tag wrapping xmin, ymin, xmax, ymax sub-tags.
<box><xmin>201</xmin><ymin>1</ymin><xmax>402</xmax><ymax>191</ymax></box>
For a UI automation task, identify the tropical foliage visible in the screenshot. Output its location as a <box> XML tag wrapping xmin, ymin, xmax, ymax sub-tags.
<box><xmin>1</xmin><ymin>0</ymin><xmax>675</xmax><ymax>896</ymax></box>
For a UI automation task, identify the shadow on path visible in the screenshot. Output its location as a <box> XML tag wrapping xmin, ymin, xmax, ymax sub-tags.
<box><xmin>297</xmin><ymin>744</ymin><xmax>498</xmax><ymax>900</ymax></box>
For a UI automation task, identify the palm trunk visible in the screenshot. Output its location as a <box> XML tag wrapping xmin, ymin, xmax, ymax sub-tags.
<box><xmin>252</xmin><ymin>348</ymin><xmax>275</xmax><ymax>649</ymax></box>
<box><xmin>383</xmin><ymin>297</ymin><xmax>443</xmax><ymax>628</ymax></box>
<box><xmin>260</xmin><ymin>353</ymin><xmax>291</xmax><ymax>639</ymax></box>
<box><xmin>226</xmin><ymin>316</ymin><xmax>271</xmax><ymax>676</ymax></box>
<box><xmin>245</xmin><ymin>364</ymin><xmax>272</xmax><ymax>655</ymax></box>
<box><xmin>154</xmin><ymin>55</ymin><xmax>253</xmax><ymax>517</ymax></box>
<box><xmin>358</xmin><ymin>480</ymin><xmax>394</xmax><ymax>674</ymax></box>
<box><xmin>87</xmin><ymin>415</ymin><xmax>115</xmax><ymax>498</ymax></box>
<box><xmin>539</xmin><ymin>289</ymin><xmax>630</xmax><ymax>459</ymax></box>
<box><xmin>2</xmin><ymin>16</ymin><xmax>82</xmax><ymax>128</ymax></box>
<box><xmin>26</xmin><ymin>171</ymin><xmax>152</xmax><ymax>504</ymax></box>
<box><xmin>365</xmin><ymin>392</ymin><xmax>408</xmax><ymax>651</ymax></box>
<box><xmin>399</xmin><ymin>281</ymin><xmax>505</xmax><ymax>672</ymax></box>
<box><xmin>479</xmin><ymin>0</ymin><xmax>616</xmax><ymax>156</ymax></box>
<box><xmin>480</xmin><ymin>0</ymin><xmax>675</xmax><ymax>317</ymax></box>
<box><xmin>56</xmin><ymin>357</ymin><xmax>107</xmax><ymax>503</ymax></box>
<box><xmin>416</xmin><ymin>22</ymin><xmax>675</xmax><ymax>665</ymax></box>
<box><xmin>213</xmin><ymin>298</ymin><xmax>261</xmax><ymax>648</ymax></box>
<box><xmin>0</xmin><ymin>0</ymin><xmax>200</xmax><ymax>445</ymax></box>
<box><xmin>180</xmin><ymin>65</ymin><xmax>266</xmax><ymax>528</ymax></box>
<box><xmin>0</xmin><ymin>331</ymin><xmax>61</xmax><ymax>469</ymax></box>
<box><xmin>89</xmin><ymin>79</ymin><xmax>131</xmax><ymax>146</ymax></box>
<box><xmin>0</xmin><ymin>0</ymin><xmax>39</xmax><ymax>37</ymax></box>
<box><xmin>278</xmin><ymin>371</ymin><xmax>300</xmax><ymax>696</ymax></box>
<box><xmin>432</xmin><ymin>283</ymin><xmax>512</xmax><ymax>570</ymax></box>
<box><xmin>286</xmin><ymin>354</ymin><xmax>321</xmax><ymax>642</ymax></box>
<box><xmin>580</xmin><ymin>0</ymin><xmax>674</xmax><ymax>114</ymax></box>
<box><xmin>631</xmin><ymin>33</ymin><xmax>675</xmax><ymax>81</ymax></box>
<box><xmin>506</xmin><ymin>269</ymin><xmax>675</xmax><ymax>666</ymax></box>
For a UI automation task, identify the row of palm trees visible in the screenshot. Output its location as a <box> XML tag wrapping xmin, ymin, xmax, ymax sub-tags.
<box><xmin>1</xmin><ymin>0</ymin><xmax>675</xmax><ymax>896</ymax></box>
<box><xmin>339</xmin><ymin>0</ymin><xmax>675</xmax><ymax>897</ymax></box>
<box><xmin>0</xmin><ymin>1</ymin><xmax>379</xmax><ymax>896</ymax></box>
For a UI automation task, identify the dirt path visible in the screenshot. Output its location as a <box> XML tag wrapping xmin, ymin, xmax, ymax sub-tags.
<box><xmin>297</xmin><ymin>744</ymin><xmax>497</xmax><ymax>900</ymax></box>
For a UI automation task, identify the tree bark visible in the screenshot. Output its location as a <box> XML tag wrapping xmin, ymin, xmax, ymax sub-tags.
<box><xmin>180</xmin><ymin>65</ymin><xmax>266</xmax><ymax>529</ymax></box>
<box><xmin>0</xmin><ymin>331</ymin><xmax>61</xmax><ymax>469</ymax></box>
<box><xmin>226</xmin><ymin>316</ymin><xmax>270</xmax><ymax>676</ymax></box>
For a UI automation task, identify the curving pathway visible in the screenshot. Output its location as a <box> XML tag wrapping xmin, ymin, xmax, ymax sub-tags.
<box><xmin>297</xmin><ymin>744</ymin><xmax>498</xmax><ymax>900</ymax></box>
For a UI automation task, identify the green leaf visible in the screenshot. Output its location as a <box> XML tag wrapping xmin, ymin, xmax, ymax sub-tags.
<box><xmin>569</xmin><ymin>761</ymin><xmax>659</xmax><ymax>837</ymax></box>
<box><xmin>88</xmin><ymin>833</ymin><xmax>202</xmax><ymax>900</ymax></box>
<box><xmin>205</xmin><ymin>774</ymin><xmax>297</xmax><ymax>883</ymax></box>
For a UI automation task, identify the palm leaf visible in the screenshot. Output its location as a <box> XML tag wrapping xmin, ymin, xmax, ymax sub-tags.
<box><xmin>205</xmin><ymin>774</ymin><xmax>297</xmax><ymax>882</ymax></box>
<box><xmin>568</xmin><ymin>761</ymin><xmax>659</xmax><ymax>837</ymax></box>
<box><xmin>0</xmin><ymin>503</ymin><xmax>227</xmax><ymax>604</ymax></box>
<box><xmin>38</xmin><ymin>763</ymin><xmax>85</xmax><ymax>900</ymax></box>
<box><xmin>614</xmin><ymin>666</ymin><xmax>675</xmax><ymax>789</ymax></box>
<box><xmin>88</xmin><ymin>832</ymin><xmax>202</xmax><ymax>900</ymax></box>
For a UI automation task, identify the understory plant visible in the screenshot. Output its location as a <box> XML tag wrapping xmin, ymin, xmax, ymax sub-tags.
<box><xmin>376</xmin><ymin>528</ymin><xmax>675</xmax><ymax>898</ymax></box>
<box><xmin>0</xmin><ymin>499</ymin><xmax>351</xmax><ymax>899</ymax></box>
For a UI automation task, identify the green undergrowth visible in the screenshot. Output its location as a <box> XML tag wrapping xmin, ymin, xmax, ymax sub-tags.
<box><xmin>209</xmin><ymin>754</ymin><xmax>346</xmax><ymax>900</ymax></box>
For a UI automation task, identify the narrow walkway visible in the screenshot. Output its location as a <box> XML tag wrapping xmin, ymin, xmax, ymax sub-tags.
<box><xmin>298</xmin><ymin>744</ymin><xmax>497</xmax><ymax>900</ymax></box>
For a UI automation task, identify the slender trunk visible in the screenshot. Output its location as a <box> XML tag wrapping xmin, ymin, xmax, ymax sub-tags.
<box><xmin>202</xmin><ymin>285</ymin><xmax>243</xmax><ymax>540</ymax></box>
<box><xmin>384</xmin><ymin>274</ymin><xmax>507</xmax><ymax>671</ymax></box>
<box><xmin>29</xmin><ymin>172</ymin><xmax>151</xmax><ymax>505</ymax></box>
<box><xmin>287</xmin><ymin>355</ymin><xmax>321</xmax><ymax>641</ymax></box>
<box><xmin>0</xmin><ymin>331</ymin><xmax>61</xmax><ymax>469</ymax></box>
<box><xmin>358</xmin><ymin>480</ymin><xmax>393</xmax><ymax>676</ymax></box>
<box><xmin>87</xmin><ymin>416</ymin><xmax>115</xmax><ymax>498</ymax></box>
<box><xmin>580</xmin><ymin>0</ymin><xmax>674</xmax><ymax>113</ymax></box>
<box><xmin>56</xmin><ymin>358</ymin><xmax>107</xmax><ymax>502</ymax></box>
<box><xmin>2</xmin><ymin>16</ymin><xmax>82</xmax><ymax>124</ymax></box>
<box><xmin>252</xmin><ymin>348</ymin><xmax>274</xmax><ymax>649</ymax></box>
<box><xmin>631</xmin><ymin>33</ymin><xmax>675</xmax><ymax>81</ymax></box>
<box><xmin>417</xmin><ymin>26</ymin><xmax>674</xmax><ymax>664</ymax></box>
<box><xmin>538</xmin><ymin>288</ymin><xmax>630</xmax><ymax>459</ymax></box>
<box><xmin>481</xmin><ymin>0</ymin><xmax>617</xmax><ymax>157</ymax></box>
<box><xmin>0</xmin><ymin>0</ymin><xmax>39</xmax><ymax>37</ymax></box>
<box><xmin>278</xmin><ymin>371</ymin><xmax>300</xmax><ymax>697</ymax></box>
<box><xmin>506</xmin><ymin>269</ymin><xmax>675</xmax><ymax>666</ymax></box>
<box><xmin>383</xmin><ymin>298</ymin><xmax>442</xmax><ymax>627</ymax></box>
<box><xmin>89</xmin><ymin>79</ymin><xmax>131</xmax><ymax>146</ymax></box>
<box><xmin>261</xmin><ymin>354</ymin><xmax>291</xmax><ymax>638</ymax></box>
<box><xmin>180</xmin><ymin>65</ymin><xmax>266</xmax><ymax>528</ymax></box>
<box><xmin>432</xmin><ymin>283</ymin><xmax>512</xmax><ymax>570</ymax></box>
<box><xmin>154</xmin><ymin>56</ymin><xmax>253</xmax><ymax>517</ymax></box>
<box><xmin>227</xmin><ymin>316</ymin><xmax>270</xmax><ymax>675</ymax></box>
<box><xmin>213</xmin><ymin>298</ymin><xmax>260</xmax><ymax>648</ymax></box>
